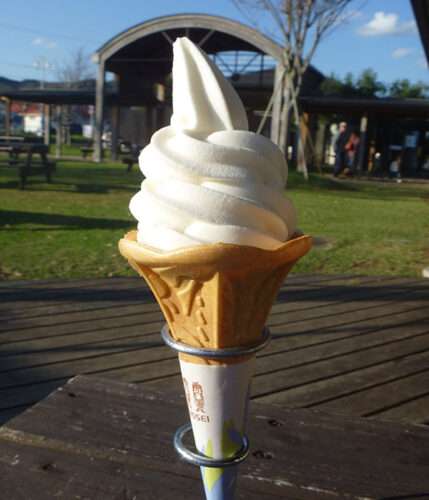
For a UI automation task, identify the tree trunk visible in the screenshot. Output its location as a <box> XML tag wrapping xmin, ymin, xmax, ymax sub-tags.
<box><xmin>278</xmin><ymin>83</ymin><xmax>292</xmax><ymax>153</ymax></box>
<box><xmin>65</xmin><ymin>106</ymin><xmax>72</xmax><ymax>146</ymax></box>
<box><xmin>292</xmin><ymin>99</ymin><xmax>309</xmax><ymax>180</ymax></box>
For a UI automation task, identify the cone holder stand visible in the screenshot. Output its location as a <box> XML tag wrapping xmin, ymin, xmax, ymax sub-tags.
<box><xmin>161</xmin><ymin>324</ymin><xmax>271</xmax><ymax>468</ymax></box>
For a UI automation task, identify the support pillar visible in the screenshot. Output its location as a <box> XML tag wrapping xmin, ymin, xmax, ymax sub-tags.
<box><xmin>4</xmin><ymin>98</ymin><xmax>11</xmax><ymax>137</ymax></box>
<box><xmin>357</xmin><ymin>113</ymin><xmax>368</xmax><ymax>175</ymax></box>
<box><xmin>111</xmin><ymin>104</ymin><xmax>120</xmax><ymax>161</ymax></box>
<box><xmin>270</xmin><ymin>63</ymin><xmax>283</xmax><ymax>146</ymax></box>
<box><xmin>55</xmin><ymin>105</ymin><xmax>62</xmax><ymax>159</ymax></box>
<box><xmin>314</xmin><ymin>115</ymin><xmax>325</xmax><ymax>172</ymax></box>
<box><xmin>298</xmin><ymin>112</ymin><xmax>310</xmax><ymax>172</ymax></box>
<box><xmin>145</xmin><ymin>106</ymin><xmax>154</xmax><ymax>145</ymax></box>
<box><xmin>94</xmin><ymin>61</ymin><xmax>106</xmax><ymax>162</ymax></box>
<box><xmin>43</xmin><ymin>104</ymin><xmax>51</xmax><ymax>146</ymax></box>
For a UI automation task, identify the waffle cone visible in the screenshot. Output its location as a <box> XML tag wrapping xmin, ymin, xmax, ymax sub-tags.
<box><xmin>119</xmin><ymin>231</ymin><xmax>311</xmax><ymax>363</ymax></box>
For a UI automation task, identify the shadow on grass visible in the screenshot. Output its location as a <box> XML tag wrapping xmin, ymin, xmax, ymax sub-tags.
<box><xmin>0</xmin><ymin>210</ymin><xmax>133</xmax><ymax>230</ymax></box>
<box><xmin>0</xmin><ymin>163</ymin><xmax>141</xmax><ymax>194</ymax></box>
<box><xmin>289</xmin><ymin>173</ymin><xmax>360</xmax><ymax>192</ymax></box>
<box><xmin>0</xmin><ymin>178</ymin><xmax>138</xmax><ymax>194</ymax></box>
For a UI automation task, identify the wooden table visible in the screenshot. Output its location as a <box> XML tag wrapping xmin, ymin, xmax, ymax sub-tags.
<box><xmin>1</xmin><ymin>275</ymin><xmax>428</xmax><ymax>428</ymax></box>
<box><xmin>0</xmin><ymin>142</ymin><xmax>54</xmax><ymax>188</ymax></box>
<box><xmin>0</xmin><ymin>375</ymin><xmax>428</xmax><ymax>499</ymax></box>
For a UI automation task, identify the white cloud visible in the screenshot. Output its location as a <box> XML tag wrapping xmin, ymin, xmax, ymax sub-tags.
<box><xmin>392</xmin><ymin>47</ymin><xmax>413</xmax><ymax>59</ymax></box>
<box><xmin>32</xmin><ymin>37</ymin><xmax>57</xmax><ymax>49</ymax></box>
<box><xmin>358</xmin><ymin>12</ymin><xmax>417</xmax><ymax>36</ymax></box>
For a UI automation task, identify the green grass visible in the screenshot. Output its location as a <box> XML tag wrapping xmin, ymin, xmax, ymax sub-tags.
<box><xmin>0</xmin><ymin>157</ymin><xmax>428</xmax><ymax>280</ymax></box>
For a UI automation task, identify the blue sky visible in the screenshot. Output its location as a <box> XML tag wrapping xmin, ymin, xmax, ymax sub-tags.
<box><xmin>0</xmin><ymin>0</ymin><xmax>426</xmax><ymax>85</ymax></box>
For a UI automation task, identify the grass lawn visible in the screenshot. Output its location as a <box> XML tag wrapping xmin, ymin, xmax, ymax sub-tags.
<box><xmin>0</xmin><ymin>157</ymin><xmax>428</xmax><ymax>280</ymax></box>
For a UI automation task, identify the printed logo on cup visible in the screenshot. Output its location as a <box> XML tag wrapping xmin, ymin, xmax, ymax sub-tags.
<box><xmin>182</xmin><ymin>378</ymin><xmax>210</xmax><ymax>423</ymax></box>
<box><xmin>192</xmin><ymin>382</ymin><xmax>205</xmax><ymax>413</ymax></box>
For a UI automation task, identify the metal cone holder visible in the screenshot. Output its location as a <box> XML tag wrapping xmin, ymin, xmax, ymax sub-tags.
<box><xmin>161</xmin><ymin>324</ymin><xmax>271</xmax><ymax>469</ymax></box>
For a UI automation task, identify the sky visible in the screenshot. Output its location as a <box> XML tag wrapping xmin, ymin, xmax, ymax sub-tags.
<box><xmin>0</xmin><ymin>0</ymin><xmax>426</xmax><ymax>86</ymax></box>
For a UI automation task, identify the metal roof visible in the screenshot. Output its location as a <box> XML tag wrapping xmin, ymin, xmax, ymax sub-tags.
<box><xmin>93</xmin><ymin>13</ymin><xmax>283</xmax><ymax>78</ymax></box>
<box><xmin>0</xmin><ymin>89</ymin><xmax>119</xmax><ymax>105</ymax></box>
<box><xmin>300</xmin><ymin>96</ymin><xmax>429</xmax><ymax>117</ymax></box>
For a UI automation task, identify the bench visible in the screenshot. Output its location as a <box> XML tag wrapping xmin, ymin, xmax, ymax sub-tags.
<box><xmin>18</xmin><ymin>160</ymin><xmax>56</xmax><ymax>189</ymax></box>
<box><xmin>0</xmin><ymin>135</ymin><xmax>24</xmax><ymax>145</ymax></box>
<box><xmin>121</xmin><ymin>143</ymin><xmax>141</xmax><ymax>172</ymax></box>
<box><xmin>2</xmin><ymin>143</ymin><xmax>55</xmax><ymax>188</ymax></box>
<box><xmin>80</xmin><ymin>146</ymin><xmax>93</xmax><ymax>159</ymax></box>
<box><xmin>122</xmin><ymin>155</ymin><xmax>139</xmax><ymax>172</ymax></box>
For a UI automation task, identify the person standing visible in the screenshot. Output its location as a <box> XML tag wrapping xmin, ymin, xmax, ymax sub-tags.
<box><xmin>345</xmin><ymin>131</ymin><xmax>360</xmax><ymax>175</ymax></box>
<box><xmin>333</xmin><ymin>122</ymin><xmax>348</xmax><ymax>177</ymax></box>
<box><xmin>389</xmin><ymin>152</ymin><xmax>402</xmax><ymax>183</ymax></box>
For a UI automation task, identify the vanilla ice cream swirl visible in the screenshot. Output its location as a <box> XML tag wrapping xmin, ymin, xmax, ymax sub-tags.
<box><xmin>129</xmin><ymin>37</ymin><xmax>297</xmax><ymax>251</ymax></box>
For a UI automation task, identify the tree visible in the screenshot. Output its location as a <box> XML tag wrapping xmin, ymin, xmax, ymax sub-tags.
<box><xmin>320</xmin><ymin>73</ymin><xmax>345</xmax><ymax>96</ymax></box>
<box><xmin>320</xmin><ymin>72</ymin><xmax>360</xmax><ymax>98</ymax></box>
<box><xmin>389</xmin><ymin>79</ymin><xmax>429</xmax><ymax>99</ymax></box>
<box><xmin>56</xmin><ymin>48</ymin><xmax>94</xmax><ymax>145</ymax></box>
<box><xmin>56</xmin><ymin>47</ymin><xmax>93</xmax><ymax>88</ymax></box>
<box><xmin>355</xmin><ymin>69</ymin><xmax>386</xmax><ymax>97</ymax></box>
<box><xmin>232</xmin><ymin>0</ymin><xmax>354</xmax><ymax>179</ymax></box>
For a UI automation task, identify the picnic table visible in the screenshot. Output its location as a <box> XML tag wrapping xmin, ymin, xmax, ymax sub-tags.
<box><xmin>0</xmin><ymin>374</ymin><xmax>428</xmax><ymax>498</ymax></box>
<box><xmin>80</xmin><ymin>146</ymin><xmax>94</xmax><ymax>159</ymax></box>
<box><xmin>121</xmin><ymin>143</ymin><xmax>141</xmax><ymax>172</ymax></box>
<box><xmin>0</xmin><ymin>141</ymin><xmax>55</xmax><ymax>188</ymax></box>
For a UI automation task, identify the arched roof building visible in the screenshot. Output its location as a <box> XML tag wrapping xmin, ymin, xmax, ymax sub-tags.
<box><xmin>92</xmin><ymin>14</ymin><xmax>290</xmax><ymax>161</ymax></box>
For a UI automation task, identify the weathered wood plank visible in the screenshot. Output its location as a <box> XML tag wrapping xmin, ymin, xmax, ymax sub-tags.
<box><xmin>262</xmin><ymin>349</ymin><xmax>429</xmax><ymax>413</ymax></box>
<box><xmin>0</xmin><ymin>300</ymin><xmax>428</xmax><ymax>414</ymax></box>
<box><xmin>2</xmin><ymin>331</ymin><xmax>428</xmax><ymax>422</ymax></box>
<box><xmin>371</xmin><ymin>393</ymin><xmax>429</xmax><ymax>424</ymax></box>
<box><xmin>0</xmin><ymin>274</ymin><xmax>414</xmax><ymax>316</ymax></box>
<box><xmin>2</xmin><ymin>283</ymin><xmax>427</xmax><ymax>348</ymax></box>
<box><xmin>1</xmin><ymin>288</ymin><xmax>425</xmax><ymax>365</ymax></box>
<box><xmin>1</xmin><ymin>280</ymin><xmax>372</xmax><ymax>329</ymax></box>
<box><xmin>138</xmin><ymin>328</ymin><xmax>429</xmax><ymax>420</ymax></box>
<box><xmin>0</xmin><ymin>439</ymin><xmax>213</xmax><ymax>500</ymax></box>
<box><xmin>0</xmin><ymin>276</ymin><xmax>136</xmax><ymax>290</ymax></box>
<box><xmin>2</xmin><ymin>375</ymin><xmax>429</xmax><ymax>499</ymax></box>
<box><xmin>0</xmin><ymin>275</ymin><xmax>427</xmax><ymax>426</ymax></box>
<box><xmin>0</xmin><ymin>273</ymin><xmax>368</xmax><ymax>291</ymax></box>
<box><xmin>254</xmin><ymin>331</ymin><xmax>429</xmax><ymax>406</ymax></box>
<box><xmin>0</xmin><ymin>302</ymin><xmax>161</xmax><ymax>333</ymax></box>
<box><xmin>0</xmin><ymin>407</ymin><xmax>25</xmax><ymax>426</ymax></box>
<box><xmin>1</xmin><ymin>299</ymin><xmax>427</xmax><ymax>389</ymax></box>
<box><xmin>0</xmin><ymin>281</ymin><xmax>151</xmax><ymax>312</ymax></box>
<box><xmin>317</xmin><ymin>369</ymin><xmax>429</xmax><ymax>418</ymax></box>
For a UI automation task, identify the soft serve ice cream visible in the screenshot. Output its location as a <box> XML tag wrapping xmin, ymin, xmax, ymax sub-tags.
<box><xmin>120</xmin><ymin>37</ymin><xmax>312</xmax><ymax>500</ymax></box>
<box><xmin>129</xmin><ymin>37</ymin><xmax>297</xmax><ymax>251</ymax></box>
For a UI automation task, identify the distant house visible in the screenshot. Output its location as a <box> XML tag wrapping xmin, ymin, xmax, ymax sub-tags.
<box><xmin>0</xmin><ymin>77</ymin><xmax>95</xmax><ymax>136</ymax></box>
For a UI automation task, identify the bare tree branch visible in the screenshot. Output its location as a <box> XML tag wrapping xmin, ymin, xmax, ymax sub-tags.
<box><xmin>232</xmin><ymin>0</ymin><xmax>355</xmax><ymax>179</ymax></box>
<box><xmin>56</xmin><ymin>47</ymin><xmax>93</xmax><ymax>88</ymax></box>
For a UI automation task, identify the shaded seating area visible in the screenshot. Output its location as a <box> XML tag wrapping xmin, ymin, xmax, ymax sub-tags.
<box><xmin>299</xmin><ymin>96</ymin><xmax>429</xmax><ymax>177</ymax></box>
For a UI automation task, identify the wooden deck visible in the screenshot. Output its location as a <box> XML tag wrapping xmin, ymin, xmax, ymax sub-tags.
<box><xmin>1</xmin><ymin>274</ymin><xmax>429</xmax><ymax>426</ymax></box>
